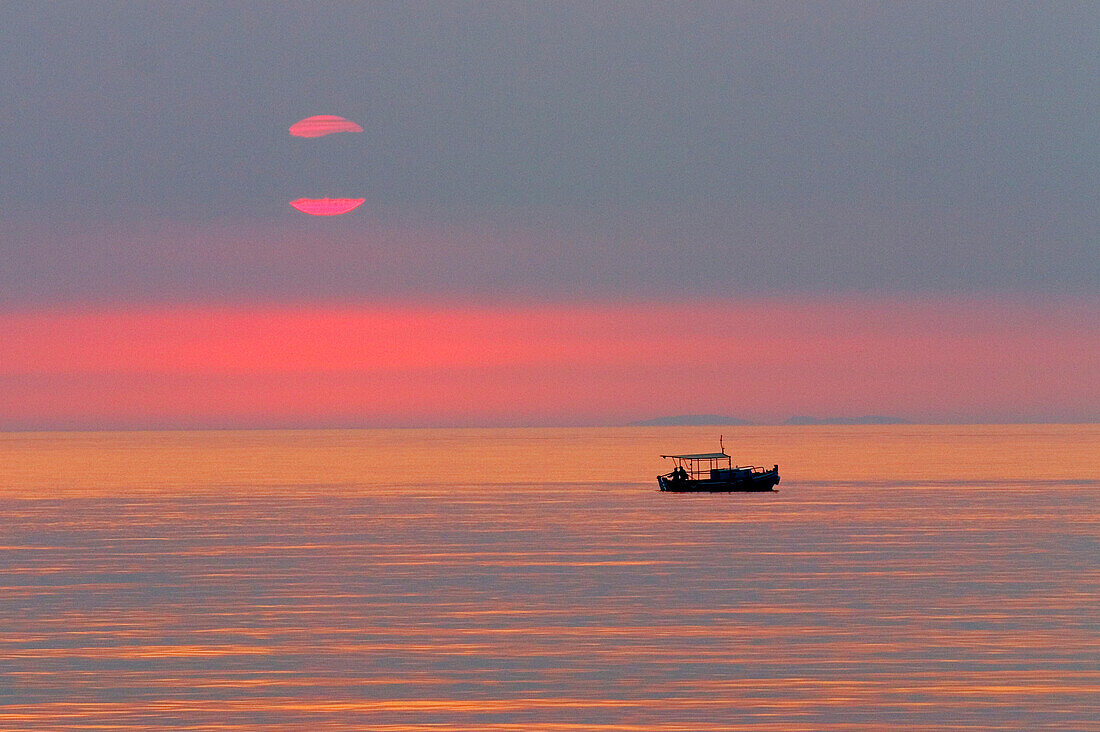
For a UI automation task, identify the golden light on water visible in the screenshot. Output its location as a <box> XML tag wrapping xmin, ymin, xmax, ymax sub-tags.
<box><xmin>0</xmin><ymin>425</ymin><xmax>1097</xmax><ymax>729</ymax></box>
<box><xmin>3</xmin><ymin>424</ymin><xmax>1095</xmax><ymax>496</ymax></box>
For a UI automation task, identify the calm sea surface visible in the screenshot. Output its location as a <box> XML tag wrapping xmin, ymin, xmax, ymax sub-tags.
<box><xmin>0</xmin><ymin>425</ymin><xmax>1097</xmax><ymax>730</ymax></box>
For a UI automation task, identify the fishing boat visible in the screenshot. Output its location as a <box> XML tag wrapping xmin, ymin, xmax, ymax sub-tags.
<box><xmin>657</xmin><ymin>440</ymin><xmax>779</xmax><ymax>492</ymax></box>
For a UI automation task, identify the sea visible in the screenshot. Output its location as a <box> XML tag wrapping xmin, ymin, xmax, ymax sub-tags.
<box><xmin>0</xmin><ymin>424</ymin><xmax>1097</xmax><ymax>730</ymax></box>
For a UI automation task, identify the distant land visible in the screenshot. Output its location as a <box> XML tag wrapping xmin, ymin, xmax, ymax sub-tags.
<box><xmin>628</xmin><ymin>414</ymin><xmax>754</xmax><ymax>427</ymax></box>
<box><xmin>629</xmin><ymin>414</ymin><xmax>912</xmax><ymax>427</ymax></box>
<box><xmin>783</xmin><ymin>415</ymin><xmax>910</xmax><ymax>425</ymax></box>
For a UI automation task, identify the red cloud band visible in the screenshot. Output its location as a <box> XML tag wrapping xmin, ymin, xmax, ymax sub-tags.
<box><xmin>0</xmin><ymin>299</ymin><xmax>1097</xmax><ymax>427</ymax></box>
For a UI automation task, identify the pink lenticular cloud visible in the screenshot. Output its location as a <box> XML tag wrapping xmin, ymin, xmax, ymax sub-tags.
<box><xmin>289</xmin><ymin>198</ymin><xmax>366</xmax><ymax>216</ymax></box>
<box><xmin>288</xmin><ymin>115</ymin><xmax>364</xmax><ymax>138</ymax></box>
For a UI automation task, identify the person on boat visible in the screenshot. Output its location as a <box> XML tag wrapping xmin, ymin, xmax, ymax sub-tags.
<box><xmin>672</xmin><ymin>466</ymin><xmax>689</xmax><ymax>482</ymax></box>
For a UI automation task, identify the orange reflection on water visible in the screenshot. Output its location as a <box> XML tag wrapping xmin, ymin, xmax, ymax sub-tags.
<box><xmin>0</xmin><ymin>425</ymin><xmax>1096</xmax><ymax>729</ymax></box>
<box><xmin>1</xmin><ymin>424</ymin><xmax>1097</xmax><ymax>496</ymax></box>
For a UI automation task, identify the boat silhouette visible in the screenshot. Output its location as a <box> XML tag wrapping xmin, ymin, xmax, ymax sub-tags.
<box><xmin>657</xmin><ymin>438</ymin><xmax>779</xmax><ymax>492</ymax></box>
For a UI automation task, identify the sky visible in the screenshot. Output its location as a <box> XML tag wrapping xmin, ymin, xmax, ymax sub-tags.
<box><xmin>1</xmin><ymin>1</ymin><xmax>1097</xmax><ymax>427</ymax></box>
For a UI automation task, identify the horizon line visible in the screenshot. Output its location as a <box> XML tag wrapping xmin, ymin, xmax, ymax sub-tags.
<box><xmin>1</xmin><ymin>419</ymin><xmax>1097</xmax><ymax>435</ymax></box>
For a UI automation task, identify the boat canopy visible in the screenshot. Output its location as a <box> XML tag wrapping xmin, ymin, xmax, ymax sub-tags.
<box><xmin>661</xmin><ymin>452</ymin><xmax>730</xmax><ymax>460</ymax></box>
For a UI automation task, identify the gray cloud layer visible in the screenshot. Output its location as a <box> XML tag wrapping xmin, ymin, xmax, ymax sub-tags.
<box><xmin>2</xmin><ymin>1</ymin><xmax>1097</xmax><ymax>300</ymax></box>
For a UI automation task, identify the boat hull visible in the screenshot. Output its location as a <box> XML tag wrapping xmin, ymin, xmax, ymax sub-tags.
<box><xmin>658</xmin><ymin>470</ymin><xmax>780</xmax><ymax>493</ymax></box>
